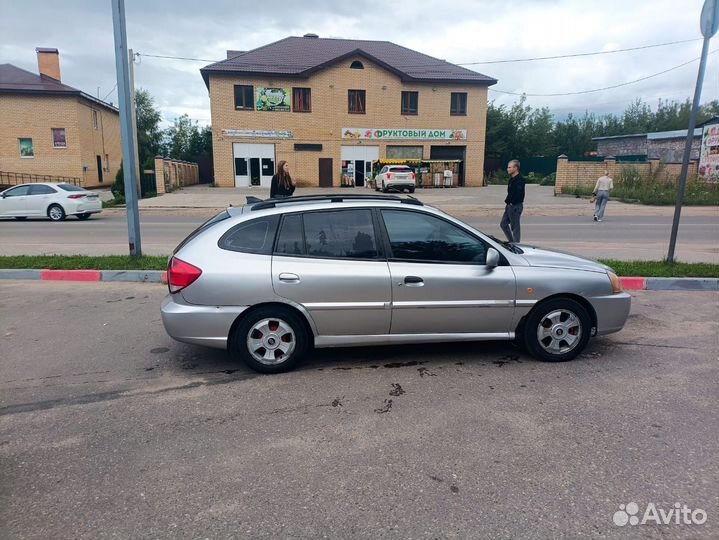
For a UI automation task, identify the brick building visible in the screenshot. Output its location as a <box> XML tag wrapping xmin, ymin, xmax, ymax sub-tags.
<box><xmin>200</xmin><ymin>35</ymin><xmax>496</xmax><ymax>188</ymax></box>
<box><xmin>0</xmin><ymin>48</ymin><xmax>121</xmax><ymax>187</ymax></box>
<box><xmin>593</xmin><ymin>128</ymin><xmax>702</xmax><ymax>163</ymax></box>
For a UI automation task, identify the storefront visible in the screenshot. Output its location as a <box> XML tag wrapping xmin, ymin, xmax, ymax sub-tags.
<box><xmin>232</xmin><ymin>142</ymin><xmax>276</xmax><ymax>187</ymax></box>
<box><xmin>340</xmin><ymin>145</ymin><xmax>379</xmax><ymax>187</ymax></box>
<box><xmin>373</xmin><ymin>159</ymin><xmax>462</xmax><ymax>188</ymax></box>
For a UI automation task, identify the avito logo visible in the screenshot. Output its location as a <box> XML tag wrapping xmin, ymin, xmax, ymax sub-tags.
<box><xmin>613</xmin><ymin>502</ymin><xmax>707</xmax><ymax>526</ymax></box>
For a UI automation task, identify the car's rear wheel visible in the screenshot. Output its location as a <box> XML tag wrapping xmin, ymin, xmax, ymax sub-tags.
<box><xmin>523</xmin><ymin>298</ymin><xmax>591</xmax><ymax>362</ymax></box>
<box><xmin>47</xmin><ymin>204</ymin><xmax>66</xmax><ymax>221</ymax></box>
<box><xmin>232</xmin><ymin>307</ymin><xmax>308</xmax><ymax>374</ymax></box>
<box><xmin>77</xmin><ymin>213</ymin><xmax>92</xmax><ymax>220</ymax></box>
<box><xmin>409</xmin><ymin>187</ymin><xmax>415</xmax><ymax>193</ymax></box>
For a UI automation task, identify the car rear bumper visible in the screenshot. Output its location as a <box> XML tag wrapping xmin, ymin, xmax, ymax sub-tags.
<box><xmin>161</xmin><ymin>294</ymin><xmax>248</xmax><ymax>349</ymax></box>
<box><xmin>68</xmin><ymin>199</ymin><xmax>102</xmax><ymax>214</ymax></box>
<box><xmin>589</xmin><ymin>292</ymin><xmax>631</xmax><ymax>336</ymax></box>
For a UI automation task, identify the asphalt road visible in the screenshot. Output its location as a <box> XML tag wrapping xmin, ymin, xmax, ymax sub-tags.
<box><xmin>1</xmin><ymin>211</ymin><xmax>718</xmax><ymax>262</ymax></box>
<box><xmin>1</xmin><ymin>282</ymin><xmax>717</xmax><ymax>539</ymax></box>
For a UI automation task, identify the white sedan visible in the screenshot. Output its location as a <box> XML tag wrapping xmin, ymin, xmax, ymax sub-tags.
<box><xmin>0</xmin><ymin>182</ymin><xmax>102</xmax><ymax>221</ymax></box>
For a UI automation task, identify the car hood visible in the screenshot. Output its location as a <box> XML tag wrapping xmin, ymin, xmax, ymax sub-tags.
<box><xmin>516</xmin><ymin>244</ymin><xmax>611</xmax><ymax>273</ymax></box>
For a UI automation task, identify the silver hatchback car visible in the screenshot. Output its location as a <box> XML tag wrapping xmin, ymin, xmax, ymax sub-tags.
<box><xmin>161</xmin><ymin>194</ymin><xmax>630</xmax><ymax>373</ymax></box>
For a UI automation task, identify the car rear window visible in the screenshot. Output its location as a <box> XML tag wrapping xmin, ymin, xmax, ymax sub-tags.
<box><xmin>389</xmin><ymin>167</ymin><xmax>413</xmax><ymax>173</ymax></box>
<box><xmin>219</xmin><ymin>215</ymin><xmax>280</xmax><ymax>254</ymax></box>
<box><xmin>174</xmin><ymin>210</ymin><xmax>232</xmax><ymax>254</ymax></box>
<box><xmin>57</xmin><ymin>184</ymin><xmax>85</xmax><ymax>192</ymax></box>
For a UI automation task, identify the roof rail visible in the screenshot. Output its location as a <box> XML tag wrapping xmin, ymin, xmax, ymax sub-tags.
<box><xmin>249</xmin><ymin>194</ymin><xmax>424</xmax><ymax>211</ymax></box>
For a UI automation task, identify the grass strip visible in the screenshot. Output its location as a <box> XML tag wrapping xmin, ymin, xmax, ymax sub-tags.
<box><xmin>0</xmin><ymin>255</ymin><xmax>717</xmax><ymax>278</ymax></box>
<box><xmin>599</xmin><ymin>259</ymin><xmax>719</xmax><ymax>278</ymax></box>
<box><xmin>0</xmin><ymin>255</ymin><xmax>169</xmax><ymax>271</ymax></box>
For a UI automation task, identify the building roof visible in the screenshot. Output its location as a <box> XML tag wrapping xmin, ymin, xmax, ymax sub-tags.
<box><xmin>697</xmin><ymin>115</ymin><xmax>719</xmax><ymax>127</ymax></box>
<box><xmin>0</xmin><ymin>63</ymin><xmax>118</xmax><ymax>112</ymax></box>
<box><xmin>593</xmin><ymin>128</ymin><xmax>702</xmax><ymax>142</ymax></box>
<box><xmin>201</xmin><ymin>36</ymin><xmax>497</xmax><ymax>88</ymax></box>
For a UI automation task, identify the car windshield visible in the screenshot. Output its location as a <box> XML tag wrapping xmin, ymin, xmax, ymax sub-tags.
<box><xmin>57</xmin><ymin>184</ymin><xmax>85</xmax><ymax>192</ymax></box>
<box><xmin>488</xmin><ymin>234</ymin><xmax>524</xmax><ymax>254</ymax></box>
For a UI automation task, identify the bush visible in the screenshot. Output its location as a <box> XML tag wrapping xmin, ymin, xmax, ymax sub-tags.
<box><xmin>540</xmin><ymin>172</ymin><xmax>556</xmax><ymax>186</ymax></box>
<box><xmin>485</xmin><ymin>170</ymin><xmax>510</xmax><ymax>185</ymax></box>
<box><xmin>111</xmin><ymin>162</ymin><xmax>125</xmax><ymax>200</ymax></box>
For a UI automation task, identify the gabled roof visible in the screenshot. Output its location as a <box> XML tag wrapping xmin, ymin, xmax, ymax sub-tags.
<box><xmin>0</xmin><ymin>64</ymin><xmax>118</xmax><ymax>112</ymax></box>
<box><xmin>200</xmin><ymin>36</ymin><xmax>497</xmax><ymax>88</ymax></box>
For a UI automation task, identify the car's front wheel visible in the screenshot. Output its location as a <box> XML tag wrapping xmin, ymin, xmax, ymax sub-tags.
<box><xmin>232</xmin><ymin>307</ymin><xmax>308</xmax><ymax>373</ymax></box>
<box><xmin>47</xmin><ymin>204</ymin><xmax>66</xmax><ymax>221</ymax></box>
<box><xmin>523</xmin><ymin>298</ymin><xmax>591</xmax><ymax>362</ymax></box>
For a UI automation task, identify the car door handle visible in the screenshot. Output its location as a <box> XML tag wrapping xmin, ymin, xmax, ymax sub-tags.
<box><xmin>404</xmin><ymin>276</ymin><xmax>424</xmax><ymax>287</ymax></box>
<box><xmin>278</xmin><ymin>273</ymin><xmax>300</xmax><ymax>283</ymax></box>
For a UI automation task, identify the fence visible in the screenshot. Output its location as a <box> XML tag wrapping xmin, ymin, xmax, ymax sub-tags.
<box><xmin>153</xmin><ymin>156</ymin><xmax>200</xmax><ymax>194</ymax></box>
<box><xmin>0</xmin><ymin>171</ymin><xmax>81</xmax><ymax>189</ymax></box>
<box><xmin>554</xmin><ymin>155</ymin><xmax>699</xmax><ymax>194</ymax></box>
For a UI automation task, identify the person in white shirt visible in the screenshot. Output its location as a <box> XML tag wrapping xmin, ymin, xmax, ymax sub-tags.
<box><xmin>592</xmin><ymin>172</ymin><xmax>614</xmax><ymax>222</ymax></box>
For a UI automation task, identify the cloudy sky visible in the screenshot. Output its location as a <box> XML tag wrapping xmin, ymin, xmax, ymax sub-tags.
<box><xmin>1</xmin><ymin>0</ymin><xmax>717</xmax><ymax>127</ymax></box>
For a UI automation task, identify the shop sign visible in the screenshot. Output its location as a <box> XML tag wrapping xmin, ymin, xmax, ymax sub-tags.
<box><xmin>222</xmin><ymin>129</ymin><xmax>293</xmax><ymax>139</ymax></box>
<box><xmin>255</xmin><ymin>87</ymin><xmax>290</xmax><ymax>112</ymax></box>
<box><xmin>698</xmin><ymin>123</ymin><xmax>719</xmax><ymax>181</ymax></box>
<box><xmin>342</xmin><ymin>128</ymin><xmax>467</xmax><ymax>140</ymax></box>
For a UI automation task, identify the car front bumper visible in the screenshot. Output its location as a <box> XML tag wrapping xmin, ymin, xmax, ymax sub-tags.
<box><xmin>161</xmin><ymin>294</ymin><xmax>248</xmax><ymax>349</ymax></box>
<box><xmin>589</xmin><ymin>292</ymin><xmax>632</xmax><ymax>336</ymax></box>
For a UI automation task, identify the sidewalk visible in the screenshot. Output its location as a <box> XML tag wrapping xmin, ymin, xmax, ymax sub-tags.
<box><xmin>138</xmin><ymin>184</ymin><xmax>719</xmax><ymax>218</ymax></box>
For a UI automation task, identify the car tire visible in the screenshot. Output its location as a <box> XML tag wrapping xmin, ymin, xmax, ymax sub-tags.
<box><xmin>523</xmin><ymin>298</ymin><xmax>591</xmax><ymax>362</ymax></box>
<box><xmin>14</xmin><ymin>216</ymin><xmax>28</xmax><ymax>220</ymax></box>
<box><xmin>47</xmin><ymin>204</ymin><xmax>66</xmax><ymax>221</ymax></box>
<box><xmin>381</xmin><ymin>181</ymin><xmax>387</xmax><ymax>193</ymax></box>
<box><xmin>77</xmin><ymin>213</ymin><xmax>92</xmax><ymax>220</ymax></box>
<box><xmin>232</xmin><ymin>306</ymin><xmax>308</xmax><ymax>374</ymax></box>
<box><xmin>409</xmin><ymin>187</ymin><xmax>416</xmax><ymax>193</ymax></box>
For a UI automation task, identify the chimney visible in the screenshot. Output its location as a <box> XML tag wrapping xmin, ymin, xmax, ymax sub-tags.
<box><xmin>36</xmin><ymin>47</ymin><xmax>61</xmax><ymax>81</ymax></box>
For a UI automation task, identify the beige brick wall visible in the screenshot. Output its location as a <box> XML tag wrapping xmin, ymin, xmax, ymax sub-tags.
<box><xmin>208</xmin><ymin>55</ymin><xmax>489</xmax><ymax>187</ymax></box>
<box><xmin>77</xmin><ymin>99</ymin><xmax>122</xmax><ymax>188</ymax></box>
<box><xmin>0</xmin><ymin>94</ymin><xmax>121</xmax><ymax>188</ymax></box>
<box><xmin>0</xmin><ymin>95</ymin><xmax>82</xmax><ymax>180</ymax></box>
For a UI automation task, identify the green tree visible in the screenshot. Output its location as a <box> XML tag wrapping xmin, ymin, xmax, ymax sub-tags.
<box><xmin>162</xmin><ymin>115</ymin><xmax>212</xmax><ymax>163</ymax></box>
<box><xmin>135</xmin><ymin>88</ymin><xmax>163</xmax><ymax>169</ymax></box>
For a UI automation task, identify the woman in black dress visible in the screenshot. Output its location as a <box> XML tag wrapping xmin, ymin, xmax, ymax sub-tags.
<box><xmin>270</xmin><ymin>160</ymin><xmax>296</xmax><ymax>198</ymax></box>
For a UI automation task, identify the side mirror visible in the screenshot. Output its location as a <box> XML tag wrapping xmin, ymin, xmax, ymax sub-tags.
<box><xmin>486</xmin><ymin>247</ymin><xmax>500</xmax><ymax>268</ymax></box>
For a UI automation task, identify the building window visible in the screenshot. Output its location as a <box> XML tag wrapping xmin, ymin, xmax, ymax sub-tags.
<box><xmin>234</xmin><ymin>85</ymin><xmax>254</xmax><ymax>110</ymax></box>
<box><xmin>387</xmin><ymin>146</ymin><xmax>423</xmax><ymax>159</ymax></box>
<box><xmin>92</xmin><ymin>110</ymin><xmax>98</xmax><ymax>129</ymax></box>
<box><xmin>401</xmin><ymin>91</ymin><xmax>418</xmax><ymax>115</ymax></box>
<box><xmin>450</xmin><ymin>93</ymin><xmax>467</xmax><ymax>115</ymax></box>
<box><xmin>19</xmin><ymin>138</ymin><xmax>34</xmax><ymax>158</ymax></box>
<box><xmin>348</xmin><ymin>90</ymin><xmax>366</xmax><ymax>114</ymax></box>
<box><xmin>105</xmin><ymin>153</ymin><xmax>110</xmax><ymax>171</ymax></box>
<box><xmin>350</xmin><ymin>60</ymin><xmax>364</xmax><ymax>69</ymax></box>
<box><xmin>52</xmin><ymin>128</ymin><xmax>67</xmax><ymax>148</ymax></box>
<box><xmin>292</xmin><ymin>88</ymin><xmax>312</xmax><ymax>112</ymax></box>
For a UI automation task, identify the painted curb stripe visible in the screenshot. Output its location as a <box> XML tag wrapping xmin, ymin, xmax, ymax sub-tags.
<box><xmin>620</xmin><ymin>277</ymin><xmax>646</xmax><ymax>290</ymax></box>
<box><xmin>0</xmin><ymin>269</ymin><xmax>44</xmax><ymax>280</ymax></box>
<box><xmin>161</xmin><ymin>271</ymin><xmax>168</xmax><ymax>284</ymax></box>
<box><xmin>101</xmin><ymin>271</ymin><xmax>164</xmax><ymax>283</ymax></box>
<box><xmin>646</xmin><ymin>277</ymin><xmax>719</xmax><ymax>291</ymax></box>
<box><xmin>41</xmin><ymin>270</ymin><xmax>102</xmax><ymax>281</ymax></box>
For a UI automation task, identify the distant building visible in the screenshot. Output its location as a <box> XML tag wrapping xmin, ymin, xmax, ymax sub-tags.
<box><xmin>0</xmin><ymin>48</ymin><xmax>121</xmax><ymax>187</ymax></box>
<box><xmin>593</xmin><ymin>128</ymin><xmax>702</xmax><ymax>163</ymax></box>
<box><xmin>200</xmin><ymin>35</ymin><xmax>496</xmax><ymax>188</ymax></box>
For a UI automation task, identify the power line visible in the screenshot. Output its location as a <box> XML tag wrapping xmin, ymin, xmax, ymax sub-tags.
<box><xmin>138</xmin><ymin>53</ymin><xmax>219</xmax><ymax>62</ymax></box>
<box><xmin>489</xmin><ymin>49</ymin><xmax>718</xmax><ymax>97</ymax></box>
<box><xmin>102</xmin><ymin>83</ymin><xmax>117</xmax><ymax>101</ymax></box>
<box><xmin>457</xmin><ymin>38</ymin><xmax>701</xmax><ymax>65</ymax></box>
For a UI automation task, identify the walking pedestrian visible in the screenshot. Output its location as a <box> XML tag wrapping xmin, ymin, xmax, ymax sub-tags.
<box><xmin>270</xmin><ymin>160</ymin><xmax>296</xmax><ymax>198</ymax></box>
<box><xmin>592</xmin><ymin>171</ymin><xmax>613</xmax><ymax>222</ymax></box>
<box><xmin>500</xmin><ymin>159</ymin><xmax>525</xmax><ymax>243</ymax></box>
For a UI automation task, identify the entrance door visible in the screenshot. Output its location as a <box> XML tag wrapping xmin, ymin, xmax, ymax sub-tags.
<box><xmin>96</xmin><ymin>155</ymin><xmax>104</xmax><ymax>183</ymax></box>
<box><xmin>319</xmin><ymin>158</ymin><xmax>333</xmax><ymax>187</ymax></box>
<box><xmin>354</xmin><ymin>160</ymin><xmax>365</xmax><ymax>187</ymax></box>
<box><xmin>250</xmin><ymin>158</ymin><xmax>261</xmax><ymax>186</ymax></box>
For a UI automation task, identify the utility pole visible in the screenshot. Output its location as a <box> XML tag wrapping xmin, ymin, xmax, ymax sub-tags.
<box><xmin>111</xmin><ymin>0</ymin><xmax>142</xmax><ymax>256</ymax></box>
<box><xmin>128</xmin><ymin>48</ymin><xmax>141</xmax><ymax>199</ymax></box>
<box><xmin>667</xmin><ymin>0</ymin><xmax>718</xmax><ymax>262</ymax></box>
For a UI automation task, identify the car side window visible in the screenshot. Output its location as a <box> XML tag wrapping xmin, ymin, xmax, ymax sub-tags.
<box><xmin>29</xmin><ymin>185</ymin><xmax>57</xmax><ymax>195</ymax></box>
<box><xmin>275</xmin><ymin>214</ymin><xmax>305</xmax><ymax>256</ymax></box>
<box><xmin>303</xmin><ymin>209</ymin><xmax>379</xmax><ymax>259</ymax></box>
<box><xmin>4</xmin><ymin>186</ymin><xmax>31</xmax><ymax>197</ymax></box>
<box><xmin>381</xmin><ymin>210</ymin><xmax>488</xmax><ymax>264</ymax></box>
<box><xmin>218</xmin><ymin>215</ymin><xmax>279</xmax><ymax>254</ymax></box>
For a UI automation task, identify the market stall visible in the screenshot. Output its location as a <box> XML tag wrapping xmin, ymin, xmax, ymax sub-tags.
<box><xmin>371</xmin><ymin>159</ymin><xmax>462</xmax><ymax>188</ymax></box>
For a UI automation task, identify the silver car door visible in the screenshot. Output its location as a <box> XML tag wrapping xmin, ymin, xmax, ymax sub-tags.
<box><xmin>381</xmin><ymin>209</ymin><xmax>516</xmax><ymax>335</ymax></box>
<box><xmin>272</xmin><ymin>209</ymin><xmax>392</xmax><ymax>337</ymax></box>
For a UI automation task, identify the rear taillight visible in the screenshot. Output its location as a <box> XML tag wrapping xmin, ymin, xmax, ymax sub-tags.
<box><xmin>167</xmin><ymin>257</ymin><xmax>202</xmax><ymax>293</ymax></box>
<box><xmin>68</xmin><ymin>194</ymin><xmax>87</xmax><ymax>199</ymax></box>
<box><xmin>411</xmin><ymin>173</ymin><xmax>416</xmax><ymax>180</ymax></box>
<box><xmin>387</xmin><ymin>173</ymin><xmax>393</xmax><ymax>179</ymax></box>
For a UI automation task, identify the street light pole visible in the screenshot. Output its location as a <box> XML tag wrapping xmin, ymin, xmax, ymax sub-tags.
<box><xmin>667</xmin><ymin>0</ymin><xmax>718</xmax><ymax>263</ymax></box>
<box><xmin>111</xmin><ymin>0</ymin><xmax>142</xmax><ymax>256</ymax></box>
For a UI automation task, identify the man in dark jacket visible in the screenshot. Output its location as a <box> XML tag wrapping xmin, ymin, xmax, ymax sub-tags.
<box><xmin>500</xmin><ymin>159</ymin><xmax>525</xmax><ymax>243</ymax></box>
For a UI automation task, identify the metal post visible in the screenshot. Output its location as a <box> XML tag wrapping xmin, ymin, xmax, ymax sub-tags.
<box><xmin>128</xmin><ymin>48</ymin><xmax>142</xmax><ymax>198</ymax></box>
<box><xmin>111</xmin><ymin>0</ymin><xmax>142</xmax><ymax>256</ymax></box>
<box><xmin>667</xmin><ymin>0</ymin><xmax>718</xmax><ymax>262</ymax></box>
